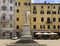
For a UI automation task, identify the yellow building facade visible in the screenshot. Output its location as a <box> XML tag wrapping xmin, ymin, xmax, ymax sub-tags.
<box><xmin>31</xmin><ymin>3</ymin><xmax>60</xmax><ymax>32</ymax></box>
<box><xmin>15</xmin><ymin>0</ymin><xmax>60</xmax><ymax>38</ymax></box>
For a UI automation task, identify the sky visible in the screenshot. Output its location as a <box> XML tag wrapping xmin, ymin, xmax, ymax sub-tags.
<box><xmin>32</xmin><ymin>0</ymin><xmax>60</xmax><ymax>3</ymax></box>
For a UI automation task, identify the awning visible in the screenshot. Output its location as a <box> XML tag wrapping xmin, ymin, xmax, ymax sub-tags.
<box><xmin>42</xmin><ymin>32</ymin><xmax>50</xmax><ymax>35</ymax></box>
<box><xmin>35</xmin><ymin>32</ymin><xmax>42</xmax><ymax>35</ymax></box>
<box><xmin>50</xmin><ymin>32</ymin><xmax>57</xmax><ymax>35</ymax></box>
<box><xmin>35</xmin><ymin>32</ymin><xmax>58</xmax><ymax>35</ymax></box>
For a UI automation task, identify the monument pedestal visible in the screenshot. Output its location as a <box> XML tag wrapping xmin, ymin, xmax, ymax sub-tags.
<box><xmin>21</xmin><ymin>23</ymin><xmax>32</xmax><ymax>41</ymax></box>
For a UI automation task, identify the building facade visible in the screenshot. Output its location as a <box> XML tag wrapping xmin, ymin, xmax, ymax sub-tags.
<box><xmin>15</xmin><ymin>0</ymin><xmax>60</xmax><ymax>38</ymax></box>
<box><xmin>0</xmin><ymin>0</ymin><xmax>15</xmax><ymax>39</ymax></box>
<box><xmin>0</xmin><ymin>0</ymin><xmax>60</xmax><ymax>39</ymax></box>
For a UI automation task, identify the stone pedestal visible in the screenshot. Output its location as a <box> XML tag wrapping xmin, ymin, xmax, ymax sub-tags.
<box><xmin>21</xmin><ymin>23</ymin><xmax>32</xmax><ymax>41</ymax></box>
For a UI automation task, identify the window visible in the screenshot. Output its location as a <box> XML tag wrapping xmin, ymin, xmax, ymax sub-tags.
<box><xmin>16</xmin><ymin>9</ymin><xmax>19</xmax><ymax>13</ymax></box>
<box><xmin>58</xmin><ymin>6</ymin><xmax>60</xmax><ymax>10</ymax></box>
<box><xmin>33</xmin><ymin>17</ymin><xmax>36</xmax><ymax>22</ymax></box>
<box><xmin>53</xmin><ymin>18</ymin><xmax>56</xmax><ymax>22</ymax></box>
<box><xmin>2</xmin><ymin>16</ymin><xmax>5</xmax><ymax>19</ymax></box>
<box><xmin>15</xmin><ymin>2</ymin><xmax>17</xmax><ymax>6</ymax></box>
<box><xmin>2</xmin><ymin>6</ymin><xmax>6</xmax><ymax>11</ymax></box>
<box><xmin>28</xmin><ymin>2</ymin><xmax>30</xmax><ymax>6</ymax></box>
<box><xmin>10</xmin><ymin>0</ymin><xmax>13</xmax><ymax>3</ymax></box>
<box><xmin>17</xmin><ymin>18</ymin><xmax>19</xmax><ymax>21</ymax></box>
<box><xmin>41</xmin><ymin>17</ymin><xmax>44</xmax><ymax>22</ymax></box>
<box><xmin>16</xmin><ymin>25</ymin><xmax>19</xmax><ymax>29</ymax></box>
<box><xmin>58</xmin><ymin>25</ymin><xmax>60</xmax><ymax>29</ymax></box>
<box><xmin>43</xmin><ymin>25</ymin><xmax>45</xmax><ymax>29</ymax></box>
<box><xmin>33</xmin><ymin>11</ymin><xmax>37</xmax><ymax>14</ymax></box>
<box><xmin>58</xmin><ymin>18</ymin><xmax>60</xmax><ymax>22</ymax></box>
<box><xmin>40</xmin><ymin>25</ymin><xmax>42</xmax><ymax>29</ymax></box>
<box><xmin>10</xmin><ymin>24</ymin><xmax>12</xmax><ymax>28</ymax></box>
<box><xmin>24</xmin><ymin>2</ymin><xmax>30</xmax><ymax>6</ymax></box>
<box><xmin>16</xmin><ymin>32</ymin><xmax>19</xmax><ymax>38</ymax></box>
<box><xmin>47</xmin><ymin>25</ymin><xmax>50</xmax><ymax>29</ymax></box>
<box><xmin>10</xmin><ymin>7</ymin><xmax>12</xmax><ymax>11</ymax></box>
<box><xmin>3</xmin><ymin>32</ymin><xmax>5</xmax><ymax>36</ymax></box>
<box><xmin>47</xmin><ymin>11</ymin><xmax>51</xmax><ymax>14</ymax></box>
<box><xmin>53</xmin><ymin>6</ymin><xmax>55</xmax><ymax>9</ymax></box>
<box><xmin>52</xmin><ymin>11</ymin><xmax>56</xmax><ymax>14</ymax></box>
<box><xmin>58</xmin><ymin>11</ymin><xmax>60</xmax><ymax>14</ymax></box>
<box><xmin>10</xmin><ymin>32</ymin><xmax>12</xmax><ymax>37</ymax></box>
<box><xmin>3</xmin><ymin>0</ymin><xmax>5</xmax><ymax>3</ymax></box>
<box><xmin>18</xmin><ymin>2</ymin><xmax>20</xmax><ymax>6</ymax></box>
<box><xmin>41</xmin><ymin>6</ymin><xmax>43</xmax><ymax>9</ymax></box>
<box><xmin>53</xmin><ymin>25</ymin><xmax>56</xmax><ymax>29</ymax></box>
<box><xmin>40</xmin><ymin>10</ymin><xmax>44</xmax><ymax>14</ymax></box>
<box><xmin>33</xmin><ymin>6</ymin><xmax>36</xmax><ymax>10</ymax></box>
<box><xmin>47</xmin><ymin>17</ymin><xmax>50</xmax><ymax>23</ymax></box>
<box><xmin>10</xmin><ymin>16</ymin><xmax>12</xmax><ymax>20</ymax></box>
<box><xmin>40</xmin><ymin>25</ymin><xmax>45</xmax><ymax>29</ymax></box>
<box><xmin>48</xmin><ymin>6</ymin><xmax>50</xmax><ymax>9</ymax></box>
<box><xmin>33</xmin><ymin>25</ymin><xmax>36</xmax><ymax>29</ymax></box>
<box><xmin>15</xmin><ymin>2</ymin><xmax>20</xmax><ymax>6</ymax></box>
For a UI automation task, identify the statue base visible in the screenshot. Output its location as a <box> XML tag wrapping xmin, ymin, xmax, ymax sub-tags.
<box><xmin>21</xmin><ymin>23</ymin><xmax>32</xmax><ymax>41</ymax></box>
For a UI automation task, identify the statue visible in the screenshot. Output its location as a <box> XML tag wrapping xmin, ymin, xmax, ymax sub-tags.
<box><xmin>24</xmin><ymin>9</ymin><xmax>30</xmax><ymax>24</ymax></box>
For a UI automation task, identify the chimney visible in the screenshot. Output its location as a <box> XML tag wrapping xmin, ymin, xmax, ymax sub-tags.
<box><xmin>44</xmin><ymin>1</ymin><xmax>46</xmax><ymax>4</ymax></box>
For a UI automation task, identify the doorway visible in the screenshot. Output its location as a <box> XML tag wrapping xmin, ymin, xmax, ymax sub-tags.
<box><xmin>16</xmin><ymin>32</ymin><xmax>20</xmax><ymax>38</ymax></box>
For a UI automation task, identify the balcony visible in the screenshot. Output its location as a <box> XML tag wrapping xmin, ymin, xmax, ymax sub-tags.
<box><xmin>0</xmin><ymin>19</ymin><xmax>9</xmax><ymax>23</ymax></box>
<box><xmin>1</xmin><ymin>28</ymin><xmax>15</xmax><ymax>31</ymax></box>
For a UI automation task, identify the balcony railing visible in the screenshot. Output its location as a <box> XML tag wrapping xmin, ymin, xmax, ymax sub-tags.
<box><xmin>0</xmin><ymin>19</ymin><xmax>9</xmax><ymax>23</ymax></box>
<box><xmin>1</xmin><ymin>28</ymin><xmax>15</xmax><ymax>31</ymax></box>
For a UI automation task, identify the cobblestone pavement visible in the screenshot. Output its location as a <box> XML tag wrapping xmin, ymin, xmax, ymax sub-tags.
<box><xmin>0</xmin><ymin>39</ymin><xmax>60</xmax><ymax>46</ymax></box>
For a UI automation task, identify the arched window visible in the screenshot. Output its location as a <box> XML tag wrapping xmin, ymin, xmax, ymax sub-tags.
<box><xmin>47</xmin><ymin>17</ymin><xmax>50</xmax><ymax>23</ymax></box>
<box><xmin>33</xmin><ymin>25</ymin><xmax>36</xmax><ymax>29</ymax></box>
<box><xmin>41</xmin><ymin>17</ymin><xmax>44</xmax><ymax>22</ymax></box>
<box><xmin>53</xmin><ymin>18</ymin><xmax>56</xmax><ymax>22</ymax></box>
<box><xmin>33</xmin><ymin>17</ymin><xmax>36</xmax><ymax>22</ymax></box>
<box><xmin>16</xmin><ymin>25</ymin><xmax>19</xmax><ymax>29</ymax></box>
<box><xmin>2</xmin><ymin>13</ymin><xmax>6</xmax><ymax>19</ymax></box>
